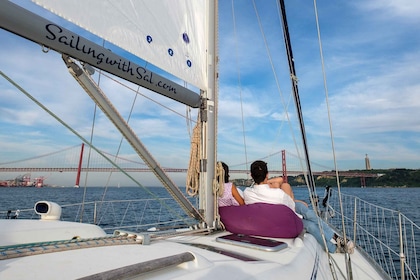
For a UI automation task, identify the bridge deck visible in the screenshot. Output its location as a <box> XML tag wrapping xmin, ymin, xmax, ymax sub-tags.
<box><xmin>0</xmin><ymin>167</ymin><xmax>379</xmax><ymax>177</ymax></box>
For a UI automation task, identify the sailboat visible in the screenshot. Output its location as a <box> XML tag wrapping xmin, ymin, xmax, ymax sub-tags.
<box><xmin>0</xmin><ymin>1</ymin><xmax>417</xmax><ymax>279</ymax></box>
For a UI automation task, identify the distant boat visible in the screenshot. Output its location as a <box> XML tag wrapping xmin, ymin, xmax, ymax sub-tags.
<box><xmin>0</xmin><ymin>181</ymin><xmax>9</xmax><ymax>187</ymax></box>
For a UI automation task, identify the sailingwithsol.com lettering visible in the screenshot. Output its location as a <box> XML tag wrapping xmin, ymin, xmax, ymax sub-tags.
<box><xmin>44</xmin><ymin>23</ymin><xmax>176</xmax><ymax>94</ymax></box>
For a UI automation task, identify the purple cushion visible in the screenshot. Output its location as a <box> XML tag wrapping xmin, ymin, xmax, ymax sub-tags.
<box><xmin>219</xmin><ymin>203</ymin><xmax>303</xmax><ymax>238</ymax></box>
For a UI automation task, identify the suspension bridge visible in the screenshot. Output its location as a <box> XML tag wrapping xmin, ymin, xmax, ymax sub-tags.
<box><xmin>0</xmin><ymin>144</ymin><xmax>377</xmax><ymax>187</ymax></box>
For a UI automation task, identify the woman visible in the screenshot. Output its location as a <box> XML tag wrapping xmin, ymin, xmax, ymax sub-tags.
<box><xmin>218</xmin><ymin>162</ymin><xmax>244</xmax><ymax>207</ymax></box>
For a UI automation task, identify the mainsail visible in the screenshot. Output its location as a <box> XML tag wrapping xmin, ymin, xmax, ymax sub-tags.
<box><xmin>1</xmin><ymin>0</ymin><xmax>218</xmax><ymax>225</ymax></box>
<box><xmin>33</xmin><ymin>0</ymin><xmax>207</xmax><ymax>90</ymax></box>
<box><xmin>0</xmin><ymin>1</ymin><xmax>202</xmax><ymax>108</ymax></box>
<box><xmin>22</xmin><ymin>0</ymin><xmax>219</xmax><ymax>226</ymax></box>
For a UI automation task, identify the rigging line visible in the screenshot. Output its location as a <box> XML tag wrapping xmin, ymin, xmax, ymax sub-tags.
<box><xmin>313</xmin><ymin>0</ymin><xmax>353</xmax><ymax>278</ymax></box>
<box><xmin>277</xmin><ymin>0</ymin><xmax>317</xmax><ymax>197</ymax></box>
<box><xmin>100</xmin><ymin>71</ymin><xmax>196</xmax><ymax>123</ymax></box>
<box><xmin>99</xmin><ymin>151</ymin><xmax>146</xmax><ymax>165</ymax></box>
<box><xmin>275</xmin><ymin>2</ymin><xmax>339</xmax><ymax>278</ymax></box>
<box><xmin>80</xmin><ymin>71</ymin><xmax>100</xmax><ymax>222</ymax></box>
<box><xmin>80</xmin><ymin>38</ymin><xmax>107</xmax><ymax>218</ymax></box>
<box><xmin>184</xmin><ymin>81</ymin><xmax>195</xmax><ymax>140</ymax></box>
<box><xmin>0</xmin><ymin>71</ymin><xmax>141</xmax><ymax>184</ymax></box>
<box><xmin>99</xmin><ymin>85</ymin><xmax>141</xmax><ymax>216</ymax></box>
<box><xmin>67</xmin><ymin>58</ymin><xmax>202</xmax><ymax>222</ymax></box>
<box><xmin>270</xmin><ymin>89</ymin><xmax>294</xmax><ymax>157</ymax></box>
<box><xmin>252</xmin><ymin>0</ymin><xmax>307</xmax><ymax>177</ymax></box>
<box><xmin>1</xmin><ymin>70</ymin><xmax>194</xmax><ymax>225</ymax></box>
<box><xmin>186</xmin><ymin>105</ymin><xmax>192</xmax><ymax>139</ymax></box>
<box><xmin>88</xmin><ymin>39</ymin><xmax>157</xmax><ymax>214</ymax></box>
<box><xmin>231</xmin><ymin>0</ymin><xmax>249</xmax><ymax>170</ymax></box>
<box><xmin>90</xmin><ymin>43</ymin><xmax>150</xmax><ymax>209</ymax></box>
<box><xmin>99</xmin><ymin>69</ymin><xmax>198</xmax><ymax>196</ymax></box>
<box><xmin>80</xmin><ymin>49</ymin><xmax>110</xmax><ymax>220</ymax></box>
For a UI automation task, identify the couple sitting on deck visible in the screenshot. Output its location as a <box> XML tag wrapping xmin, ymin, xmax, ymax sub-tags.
<box><xmin>218</xmin><ymin>161</ymin><xmax>354</xmax><ymax>254</ymax></box>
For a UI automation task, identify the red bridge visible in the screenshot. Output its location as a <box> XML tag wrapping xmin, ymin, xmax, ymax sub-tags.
<box><xmin>0</xmin><ymin>144</ymin><xmax>378</xmax><ymax>187</ymax></box>
<box><xmin>0</xmin><ymin>167</ymin><xmax>378</xmax><ymax>177</ymax></box>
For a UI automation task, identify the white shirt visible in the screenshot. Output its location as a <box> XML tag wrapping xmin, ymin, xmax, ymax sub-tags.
<box><xmin>244</xmin><ymin>184</ymin><xmax>296</xmax><ymax>211</ymax></box>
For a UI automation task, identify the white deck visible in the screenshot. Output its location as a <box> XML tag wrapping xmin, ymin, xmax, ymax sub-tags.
<box><xmin>0</xmin><ymin>220</ymin><xmax>386</xmax><ymax>279</ymax></box>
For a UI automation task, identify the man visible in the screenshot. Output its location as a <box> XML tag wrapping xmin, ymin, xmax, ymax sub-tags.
<box><xmin>244</xmin><ymin>160</ymin><xmax>297</xmax><ymax>212</ymax></box>
<box><xmin>244</xmin><ymin>160</ymin><xmax>354</xmax><ymax>254</ymax></box>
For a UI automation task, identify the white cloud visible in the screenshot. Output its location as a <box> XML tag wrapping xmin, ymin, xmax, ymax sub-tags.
<box><xmin>359</xmin><ymin>0</ymin><xmax>420</xmax><ymax>22</ymax></box>
<box><xmin>1</xmin><ymin>1</ymin><xmax>419</xmax><ymax>187</ymax></box>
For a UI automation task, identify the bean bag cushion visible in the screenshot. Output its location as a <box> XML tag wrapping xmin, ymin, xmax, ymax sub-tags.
<box><xmin>219</xmin><ymin>203</ymin><xmax>303</xmax><ymax>238</ymax></box>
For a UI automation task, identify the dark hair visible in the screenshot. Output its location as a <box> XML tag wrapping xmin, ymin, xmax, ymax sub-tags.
<box><xmin>221</xmin><ymin>162</ymin><xmax>229</xmax><ymax>183</ymax></box>
<box><xmin>250</xmin><ymin>160</ymin><xmax>268</xmax><ymax>184</ymax></box>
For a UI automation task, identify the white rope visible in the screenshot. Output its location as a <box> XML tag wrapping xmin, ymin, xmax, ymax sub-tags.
<box><xmin>213</xmin><ymin>161</ymin><xmax>225</xmax><ymax>229</ymax></box>
<box><xmin>214</xmin><ymin>162</ymin><xmax>225</xmax><ymax>197</ymax></box>
<box><xmin>186</xmin><ymin>116</ymin><xmax>201</xmax><ymax>196</ymax></box>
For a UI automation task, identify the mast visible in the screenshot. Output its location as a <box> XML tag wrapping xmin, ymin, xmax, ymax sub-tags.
<box><xmin>277</xmin><ymin>0</ymin><xmax>316</xmax><ymax>194</ymax></box>
<box><xmin>199</xmin><ymin>0</ymin><xmax>219</xmax><ymax>227</ymax></box>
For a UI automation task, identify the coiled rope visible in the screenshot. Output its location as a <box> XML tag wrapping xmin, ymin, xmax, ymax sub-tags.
<box><xmin>214</xmin><ymin>161</ymin><xmax>225</xmax><ymax>197</ymax></box>
<box><xmin>186</xmin><ymin>115</ymin><xmax>201</xmax><ymax>196</ymax></box>
<box><xmin>213</xmin><ymin>161</ymin><xmax>225</xmax><ymax>229</ymax></box>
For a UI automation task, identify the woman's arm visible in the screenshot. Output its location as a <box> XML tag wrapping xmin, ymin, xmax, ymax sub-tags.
<box><xmin>231</xmin><ymin>183</ymin><xmax>245</xmax><ymax>205</ymax></box>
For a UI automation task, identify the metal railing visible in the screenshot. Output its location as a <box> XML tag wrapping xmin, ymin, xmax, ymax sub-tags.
<box><xmin>326</xmin><ymin>190</ymin><xmax>419</xmax><ymax>280</ymax></box>
<box><xmin>3</xmin><ymin>189</ymin><xmax>418</xmax><ymax>279</ymax></box>
<box><xmin>1</xmin><ymin>197</ymin><xmax>199</xmax><ymax>234</ymax></box>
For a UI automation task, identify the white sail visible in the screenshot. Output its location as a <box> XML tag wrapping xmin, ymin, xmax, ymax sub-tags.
<box><xmin>33</xmin><ymin>0</ymin><xmax>207</xmax><ymax>89</ymax></box>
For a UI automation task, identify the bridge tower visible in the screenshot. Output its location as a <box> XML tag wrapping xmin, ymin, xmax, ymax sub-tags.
<box><xmin>75</xmin><ymin>143</ymin><xmax>84</xmax><ymax>188</ymax></box>
<box><xmin>282</xmin><ymin>150</ymin><xmax>287</xmax><ymax>183</ymax></box>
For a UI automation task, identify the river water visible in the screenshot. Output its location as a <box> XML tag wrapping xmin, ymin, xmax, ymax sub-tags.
<box><xmin>1</xmin><ymin>186</ymin><xmax>419</xmax><ymax>225</ymax></box>
<box><xmin>1</xmin><ymin>185</ymin><xmax>418</xmax><ymax>279</ymax></box>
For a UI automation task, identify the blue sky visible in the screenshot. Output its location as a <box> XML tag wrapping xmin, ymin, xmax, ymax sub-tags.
<box><xmin>1</xmin><ymin>0</ymin><xmax>419</xmax><ymax>186</ymax></box>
